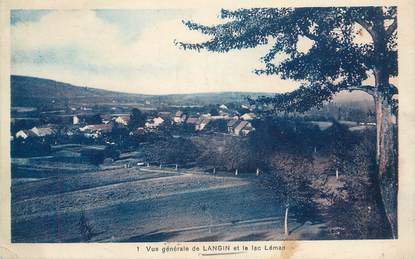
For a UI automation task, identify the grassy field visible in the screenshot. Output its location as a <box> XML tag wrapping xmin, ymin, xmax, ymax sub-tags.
<box><xmin>11</xmin><ymin>165</ymin><xmax>326</xmax><ymax>242</ymax></box>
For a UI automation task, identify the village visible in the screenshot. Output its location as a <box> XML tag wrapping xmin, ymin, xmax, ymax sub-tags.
<box><xmin>11</xmin><ymin>101</ymin><xmax>259</xmax><ymax>168</ymax></box>
<box><xmin>11</xmin><ymin>98</ymin><xmax>376</xmax><ymax>173</ymax></box>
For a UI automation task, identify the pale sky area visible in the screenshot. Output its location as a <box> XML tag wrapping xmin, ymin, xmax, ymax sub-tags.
<box><xmin>11</xmin><ymin>9</ymin><xmax>302</xmax><ymax>95</ymax></box>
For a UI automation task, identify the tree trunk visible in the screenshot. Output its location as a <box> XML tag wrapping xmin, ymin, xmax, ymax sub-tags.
<box><xmin>284</xmin><ymin>205</ymin><xmax>289</xmax><ymax>236</ymax></box>
<box><xmin>375</xmin><ymin>93</ymin><xmax>398</xmax><ymax>238</ymax></box>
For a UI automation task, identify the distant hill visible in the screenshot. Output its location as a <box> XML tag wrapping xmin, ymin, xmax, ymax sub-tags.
<box><xmin>11</xmin><ymin>75</ymin><xmax>373</xmax><ymax>108</ymax></box>
<box><xmin>11</xmin><ymin>75</ymin><xmax>147</xmax><ymax>107</ymax></box>
<box><xmin>10</xmin><ymin>75</ymin><xmax>272</xmax><ymax>107</ymax></box>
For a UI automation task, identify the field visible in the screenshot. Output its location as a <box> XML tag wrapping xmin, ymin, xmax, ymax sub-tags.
<box><xmin>12</xmin><ymin>164</ymin><xmax>325</xmax><ymax>242</ymax></box>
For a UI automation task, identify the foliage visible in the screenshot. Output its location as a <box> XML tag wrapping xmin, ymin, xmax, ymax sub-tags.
<box><xmin>326</xmin><ymin>130</ymin><xmax>391</xmax><ymax>238</ymax></box>
<box><xmin>142</xmin><ymin>137</ymin><xmax>200</xmax><ymax>165</ymax></box>
<box><xmin>321</xmin><ymin>120</ymin><xmax>357</xmax><ymax>172</ymax></box>
<box><xmin>177</xmin><ymin>7</ymin><xmax>398</xmax><ymax>111</ymax></box>
<box><xmin>129</xmin><ymin>108</ymin><xmax>147</xmax><ymax>130</ymax></box>
<box><xmin>209</xmin><ymin>107</ymin><xmax>220</xmax><ymax>116</ymax></box>
<box><xmin>249</xmin><ymin>118</ymin><xmax>322</xmax><ymax>157</ymax></box>
<box><xmin>264</xmin><ymin>152</ymin><xmax>320</xmax><ymax>224</ymax></box>
<box><xmin>195</xmin><ymin>135</ymin><xmax>256</xmax><ymax>172</ymax></box>
<box><xmin>78</xmin><ymin>211</ymin><xmax>94</xmax><ymax>242</ymax></box>
<box><xmin>11</xmin><ymin>138</ymin><xmax>52</xmax><ymax>157</ymax></box>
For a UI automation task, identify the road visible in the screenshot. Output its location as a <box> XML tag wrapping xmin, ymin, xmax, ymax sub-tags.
<box><xmin>11</xmin><ymin>167</ymin><xmax>324</xmax><ymax>242</ymax></box>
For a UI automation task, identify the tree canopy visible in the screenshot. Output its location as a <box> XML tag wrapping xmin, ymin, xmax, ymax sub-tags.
<box><xmin>176</xmin><ymin>7</ymin><xmax>397</xmax><ymax>112</ymax></box>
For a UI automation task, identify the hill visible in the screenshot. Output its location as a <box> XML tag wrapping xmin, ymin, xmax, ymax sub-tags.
<box><xmin>11</xmin><ymin>75</ymin><xmax>148</xmax><ymax>107</ymax></box>
<box><xmin>11</xmin><ymin>75</ymin><xmax>272</xmax><ymax>107</ymax></box>
<box><xmin>11</xmin><ymin>75</ymin><xmax>373</xmax><ymax>109</ymax></box>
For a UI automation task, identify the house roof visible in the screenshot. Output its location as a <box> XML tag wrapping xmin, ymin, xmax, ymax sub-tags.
<box><xmin>241</xmin><ymin>113</ymin><xmax>256</xmax><ymax>120</ymax></box>
<box><xmin>80</xmin><ymin>124</ymin><xmax>112</xmax><ymax>132</ymax></box>
<box><xmin>116</xmin><ymin>115</ymin><xmax>130</xmax><ymax>121</ymax></box>
<box><xmin>234</xmin><ymin>121</ymin><xmax>252</xmax><ymax>132</ymax></box>
<box><xmin>16</xmin><ymin>129</ymin><xmax>37</xmax><ymax>138</ymax></box>
<box><xmin>31</xmin><ymin>127</ymin><xmax>55</xmax><ymax>137</ymax></box>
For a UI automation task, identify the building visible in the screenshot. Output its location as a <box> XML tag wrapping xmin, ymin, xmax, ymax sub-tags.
<box><xmin>145</xmin><ymin>117</ymin><xmax>164</xmax><ymax>128</ymax></box>
<box><xmin>196</xmin><ymin>117</ymin><xmax>210</xmax><ymax>131</ymax></box>
<box><xmin>114</xmin><ymin>115</ymin><xmax>130</xmax><ymax>126</ymax></box>
<box><xmin>173</xmin><ymin>111</ymin><xmax>187</xmax><ymax>124</ymax></box>
<box><xmin>233</xmin><ymin>121</ymin><xmax>255</xmax><ymax>136</ymax></box>
<box><xmin>219</xmin><ymin>104</ymin><xmax>228</xmax><ymax>110</ymax></box>
<box><xmin>227</xmin><ymin>119</ymin><xmax>240</xmax><ymax>133</ymax></box>
<box><xmin>240</xmin><ymin>113</ymin><xmax>256</xmax><ymax>121</ymax></box>
<box><xmin>73</xmin><ymin>115</ymin><xmax>80</xmax><ymax>125</ymax></box>
<box><xmin>15</xmin><ymin>130</ymin><xmax>36</xmax><ymax>139</ymax></box>
<box><xmin>31</xmin><ymin>127</ymin><xmax>55</xmax><ymax>137</ymax></box>
<box><xmin>80</xmin><ymin>124</ymin><xmax>113</xmax><ymax>133</ymax></box>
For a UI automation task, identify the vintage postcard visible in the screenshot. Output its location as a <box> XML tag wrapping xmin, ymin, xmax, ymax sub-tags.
<box><xmin>0</xmin><ymin>0</ymin><xmax>414</xmax><ymax>258</ymax></box>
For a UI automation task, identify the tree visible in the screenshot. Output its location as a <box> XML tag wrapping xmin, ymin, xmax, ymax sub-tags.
<box><xmin>129</xmin><ymin>108</ymin><xmax>147</xmax><ymax>130</ymax></box>
<box><xmin>209</xmin><ymin>107</ymin><xmax>220</xmax><ymax>116</ymax></box>
<box><xmin>178</xmin><ymin>7</ymin><xmax>398</xmax><ymax>237</ymax></box>
<box><xmin>78</xmin><ymin>210</ymin><xmax>94</xmax><ymax>242</ymax></box>
<box><xmin>323</xmin><ymin>121</ymin><xmax>357</xmax><ymax>178</ymax></box>
<box><xmin>265</xmin><ymin>152</ymin><xmax>319</xmax><ymax>236</ymax></box>
<box><xmin>327</xmin><ymin>129</ymin><xmax>390</xmax><ymax>239</ymax></box>
<box><xmin>142</xmin><ymin>137</ymin><xmax>200</xmax><ymax>166</ymax></box>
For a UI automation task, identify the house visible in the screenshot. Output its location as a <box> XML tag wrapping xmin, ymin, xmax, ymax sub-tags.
<box><xmin>173</xmin><ymin>111</ymin><xmax>187</xmax><ymax>124</ymax></box>
<box><xmin>240</xmin><ymin>113</ymin><xmax>256</xmax><ymax>121</ymax></box>
<box><xmin>145</xmin><ymin>117</ymin><xmax>164</xmax><ymax>128</ymax></box>
<box><xmin>219</xmin><ymin>104</ymin><xmax>228</xmax><ymax>110</ymax></box>
<box><xmin>210</xmin><ymin>115</ymin><xmax>227</xmax><ymax>120</ymax></box>
<box><xmin>15</xmin><ymin>130</ymin><xmax>36</xmax><ymax>139</ymax></box>
<box><xmin>227</xmin><ymin>119</ymin><xmax>240</xmax><ymax>133</ymax></box>
<box><xmin>31</xmin><ymin>127</ymin><xmax>55</xmax><ymax>137</ymax></box>
<box><xmin>233</xmin><ymin>121</ymin><xmax>255</xmax><ymax>136</ymax></box>
<box><xmin>80</xmin><ymin>124</ymin><xmax>113</xmax><ymax>134</ymax></box>
<box><xmin>73</xmin><ymin>115</ymin><xmax>80</xmax><ymax>125</ymax></box>
<box><xmin>115</xmin><ymin>115</ymin><xmax>130</xmax><ymax>126</ymax></box>
<box><xmin>195</xmin><ymin>117</ymin><xmax>210</xmax><ymax>131</ymax></box>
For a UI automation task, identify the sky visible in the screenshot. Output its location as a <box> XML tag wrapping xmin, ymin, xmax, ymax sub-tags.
<box><xmin>11</xmin><ymin>9</ymin><xmax>301</xmax><ymax>95</ymax></box>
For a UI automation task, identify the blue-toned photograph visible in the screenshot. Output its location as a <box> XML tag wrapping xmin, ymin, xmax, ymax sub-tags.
<box><xmin>10</xmin><ymin>7</ymin><xmax>398</xmax><ymax>242</ymax></box>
